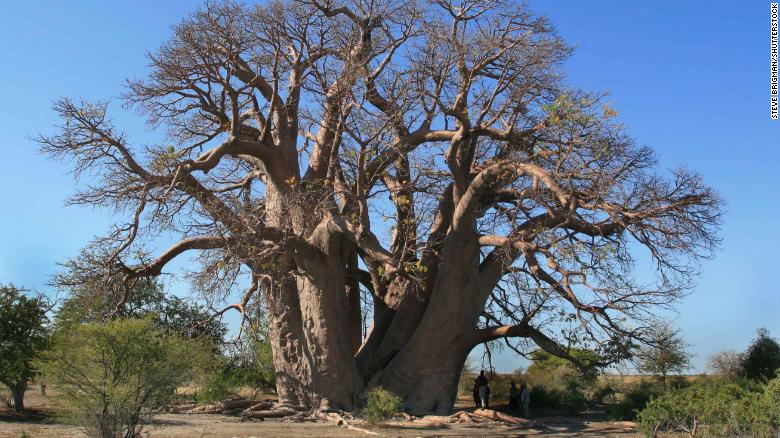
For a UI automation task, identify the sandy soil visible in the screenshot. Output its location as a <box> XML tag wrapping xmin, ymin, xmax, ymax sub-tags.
<box><xmin>0</xmin><ymin>385</ymin><xmax>642</xmax><ymax>438</ymax></box>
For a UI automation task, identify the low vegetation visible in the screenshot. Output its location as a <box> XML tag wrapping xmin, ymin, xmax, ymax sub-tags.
<box><xmin>40</xmin><ymin>318</ymin><xmax>213</xmax><ymax>438</ymax></box>
<box><xmin>363</xmin><ymin>387</ymin><xmax>402</xmax><ymax>425</ymax></box>
<box><xmin>637</xmin><ymin>377</ymin><xmax>780</xmax><ymax>437</ymax></box>
<box><xmin>197</xmin><ymin>322</ymin><xmax>275</xmax><ymax>403</ymax></box>
<box><xmin>636</xmin><ymin>328</ymin><xmax>780</xmax><ymax>437</ymax></box>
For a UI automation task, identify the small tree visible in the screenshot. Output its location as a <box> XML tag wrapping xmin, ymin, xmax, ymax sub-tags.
<box><xmin>41</xmin><ymin>318</ymin><xmax>212</xmax><ymax>438</ymax></box>
<box><xmin>0</xmin><ymin>284</ymin><xmax>49</xmax><ymax>412</ymax></box>
<box><xmin>635</xmin><ymin>325</ymin><xmax>690</xmax><ymax>388</ymax></box>
<box><xmin>707</xmin><ymin>350</ymin><xmax>741</xmax><ymax>377</ymax></box>
<box><xmin>739</xmin><ymin>328</ymin><xmax>780</xmax><ymax>382</ymax></box>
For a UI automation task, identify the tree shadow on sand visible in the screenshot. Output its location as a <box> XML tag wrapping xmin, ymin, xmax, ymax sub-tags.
<box><xmin>0</xmin><ymin>408</ymin><xmax>55</xmax><ymax>424</ymax></box>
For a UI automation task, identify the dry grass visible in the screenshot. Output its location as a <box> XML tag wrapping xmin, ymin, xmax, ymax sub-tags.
<box><xmin>598</xmin><ymin>374</ymin><xmax>708</xmax><ymax>385</ymax></box>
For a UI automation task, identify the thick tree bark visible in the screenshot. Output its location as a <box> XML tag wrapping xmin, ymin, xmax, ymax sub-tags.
<box><xmin>377</xmin><ymin>232</ymin><xmax>484</xmax><ymax>414</ymax></box>
<box><xmin>292</xmin><ymin>226</ymin><xmax>363</xmax><ymax>410</ymax></box>
<box><xmin>263</xmin><ymin>184</ymin><xmax>363</xmax><ymax>410</ymax></box>
<box><xmin>355</xmin><ymin>277</ymin><xmax>420</xmax><ymax>380</ymax></box>
<box><xmin>264</xmin><ymin>272</ymin><xmax>312</xmax><ymax>406</ymax></box>
<box><xmin>379</xmin><ymin>329</ymin><xmax>472</xmax><ymax>415</ymax></box>
<box><xmin>262</xmin><ymin>184</ymin><xmax>314</xmax><ymax>406</ymax></box>
<box><xmin>296</xmin><ymin>274</ymin><xmax>362</xmax><ymax>410</ymax></box>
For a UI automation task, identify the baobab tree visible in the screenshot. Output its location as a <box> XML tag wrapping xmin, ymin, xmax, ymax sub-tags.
<box><xmin>38</xmin><ymin>0</ymin><xmax>721</xmax><ymax>414</ymax></box>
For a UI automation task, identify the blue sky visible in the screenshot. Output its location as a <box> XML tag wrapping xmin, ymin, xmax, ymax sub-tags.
<box><xmin>0</xmin><ymin>1</ymin><xmax>777</xmax><ymax>373</ymax></box>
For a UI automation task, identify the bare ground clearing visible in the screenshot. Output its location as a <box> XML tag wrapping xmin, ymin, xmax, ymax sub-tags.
<box><xmin>0</xmin><ymin>386</ymin><xmax>643</xmax><ymax>437</ymax></box>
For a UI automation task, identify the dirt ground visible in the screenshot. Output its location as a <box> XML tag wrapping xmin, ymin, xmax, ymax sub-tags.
<box><xmin>0</xmin><ymin>385</ymin><xmax>642</xmax><ymax>438</ymax></box>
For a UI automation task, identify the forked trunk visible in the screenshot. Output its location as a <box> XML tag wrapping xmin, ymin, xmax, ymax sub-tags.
<box><xmin>377</xmin><ymin>232</ymin><xmax>484</xmax><ymax>414</ymax></box>
<box><xmin>379</xmin><ymin>327</ymin><xmax>472</xmax><ymax>415</ymax></box>
<box><xmin>263</xmin><ymin>185</ymin><xmax>363</xmax><ymax>409</ymax></box>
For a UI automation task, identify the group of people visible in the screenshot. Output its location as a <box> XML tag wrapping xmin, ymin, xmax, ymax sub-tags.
<box><xmin>472</xmin><ymin>370</ymin><xmax>530</xmax><ymax>417</ymax></box>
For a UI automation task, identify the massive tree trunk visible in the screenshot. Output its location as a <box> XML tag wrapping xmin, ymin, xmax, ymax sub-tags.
<box><xmin>378</xmin><ymin>232</ymin><xmax>485</xmax><ymax>414</ymax></box>
<box><xmin>262</xmin><ymin>201</ymin><xmax>493</xmax><ymax>414</ymax></box>
<box><xmin>296</xmin><ymin>274</ymin><xmax>362</xmax><ymax>410</ymax></box>
<box><xmin>262</xmin><ymin>184</ymin><xmax>313</xmax><ymax>406</ymax></box>
<box><xmin>263</xmin><ymin>184</ymin><xmax>363</xmax><ymax>410</ymax></box>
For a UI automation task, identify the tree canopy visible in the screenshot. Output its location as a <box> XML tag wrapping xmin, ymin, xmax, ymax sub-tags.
<box><xmin>55</xmin><ymin>276</ymin><xmax>227</xmax><ymax>348</ymax></box>
<box><xmin>635</xmin><ymin>324</ymin><xmax>690</xmax><ymax>386</ymax></box>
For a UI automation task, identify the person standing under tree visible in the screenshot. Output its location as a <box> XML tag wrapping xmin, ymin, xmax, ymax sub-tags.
<box><xmin>472</xmin><ymin>378</ymin><xmax>480</xmax><ymax>408</ymax></box>
<box><xmin>519</xmin><ymin>384</ymin><xmax>531</xmax><ymax>418</ymax></box>
<box><xmin>475</xmin><ymin>370</ymin><xmax>489</xmax><ymax>409</ymax></box>
<box><xmin>508</xmin><ymin>381</ymin><xmax>519</xmax><ymax>413</ymax></box>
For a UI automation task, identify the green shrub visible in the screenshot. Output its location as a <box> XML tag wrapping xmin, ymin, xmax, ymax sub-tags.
<box><xmin>637</xmin><ymin>377</ymin><xmax>780</xmax><ymax>437</ymax></box>
<box><xmin>197</xmin><ymin>321</ymin><xmax>275</xmax><ymax>404</ymax></box>
<box><xmin>486</xmin><ymin>373</ymin><xmax>514</xmax><ymax>404</ymax></box>
<box><xmin>197</xmin><ymin>365</ymin><xmax>241</xmax><ymax>403</ymax></box>
<box><xmin>585</xmin><ymin>379</ymin><xmax>618</xmax><ymax>405</ymax></box>
<box><xmin>41</xmin><ymin>318</ymin><xmax>214</xmax><ymax>438</ymax></box>
<box><xmin>608</xmin><ymin>381</ymin><xmax>664</xmax><ymax>420</ymax></box>
<box><xmin>364</xmin><ymin>387</ymin><xmax>402</xmax><ymax>425</ymax></box>
<box><xmin>522</xmin><ymin>361</ymin><xmax>594</xmax><ymax>414</ymax></box>
<box><xmin>197</xmin><ymin>362</ymin><xmax>274</xmax><ymax>403</ymax></box>
<box><xmin>762</xmin><ymin>376</ymin><xmax>780</xmax><ymax>425</ymax></box>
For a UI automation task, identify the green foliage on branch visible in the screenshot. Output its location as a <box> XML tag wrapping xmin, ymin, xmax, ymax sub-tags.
<box><xmin>55</xmin><ymin>278</ymin><xmax>227</xmax><ymax>348</ymax></box>
<box><xmin>739</xmin><ymin>328</ymin><xmax>780</xmax><ymax>382</ymax></box>
<box><xmin>41</xmin><ymin>318</ymin><xmax>214</xmax><ymax>438</ymax></box>
<box><xmin>0</xmin><ymin>284</ymin><xmax>49</xmax><ymax>411</ymax></box>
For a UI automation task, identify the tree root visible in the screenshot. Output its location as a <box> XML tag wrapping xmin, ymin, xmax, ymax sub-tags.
<box><xmin>240</xmin><ymin>407</ymin><xmax>297</xmax><ymax>420</ymax></box>
<box><xmin>167</xmin><ymin>398</ymin><xmax>528</xmax><ymax>433</ymax></box>
<box><xmin>164</xmin><ymin>397</ymin><xmax>309</xmax><ymax>418</ymax></box>
<box><xmin>448</xmin><ymin>409</ymin><xmax>532</xmax><ymax>426</ymax></box>
<box><xmin>318</xmin><ymin>411</ymin><xmax>380</xmax><ymax>436</ymax></box>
